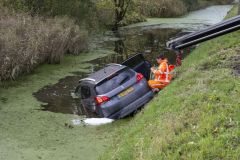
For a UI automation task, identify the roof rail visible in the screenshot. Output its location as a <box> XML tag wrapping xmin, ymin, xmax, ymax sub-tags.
<box><xmin>79</xmin><ymin>78</ymin><xmax>96</xmax><ymax>83</ymax></box>
<box><xmin>106</xmin><ymin>63</ymin><xmax>123</xmax><ymax>67</ymax></box>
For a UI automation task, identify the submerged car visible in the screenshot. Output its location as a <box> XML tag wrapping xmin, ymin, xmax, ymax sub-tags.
<box><xmin>76</xmin><ymin>54</ymin><xmax>154</xmax><ymax>119</ymax></box>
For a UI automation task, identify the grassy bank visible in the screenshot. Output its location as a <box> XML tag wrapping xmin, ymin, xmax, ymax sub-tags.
<box><xmin>101</xmin><ymin>6</ymin><xmax>240</xmax><ymax>160</ymax></box>
<box><xmin>0</xmin><ymin>7</ymin><xmax>88</xmax><ymax>81</ymax></box>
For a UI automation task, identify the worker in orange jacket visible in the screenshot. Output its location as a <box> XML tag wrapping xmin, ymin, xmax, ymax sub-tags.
<box><xmin>148</xmin><ymin>55</ymin><xmax>174</xmax><ymax>90</ymax></box>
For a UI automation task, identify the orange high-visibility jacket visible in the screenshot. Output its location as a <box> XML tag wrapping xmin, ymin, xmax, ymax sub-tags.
<box><xmin>153</xmin><ymin>59</ymin><xmax>172</xmax><ymax>83</ymax></box>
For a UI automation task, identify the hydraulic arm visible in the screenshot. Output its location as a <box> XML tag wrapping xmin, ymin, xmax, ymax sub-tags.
<box><xmin>166</xmin><ymin>15</ymin><xmax>240</xmax><ymax>51</ymax></box>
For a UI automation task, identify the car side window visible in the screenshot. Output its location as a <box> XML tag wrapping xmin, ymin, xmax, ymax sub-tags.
<box><xmin>81</xmin><ymin>86</ymin><xmax>91</xmax><ymax>99</ymax></box>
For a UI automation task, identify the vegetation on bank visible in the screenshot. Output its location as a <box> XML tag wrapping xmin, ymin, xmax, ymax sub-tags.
<box><xmin>0</xmin><ymin>0</ymin><xmax>141</xmax><ymax>81</ymax></box>
<box><xmin>0</xmin><ymin>0</ymin><xmax>144</xmax><ymax>29</ymax></box>
<box><xmin>0</xmin><ymin>7</ymin><xmax>88</xmax><ymax>81</ymax></box>
<box><xmin>101</xmin><ymin>6</ymin><xmax>240</xmax><ymax>160</ymax></box>
<box><xmin>95</xmin><ymin>0</ymin><xmax>233</xmax><ymax>27</ymax></box>
<box><xmin>1</xmin><ymin>0</ymin><xmax>233</xmax><ymax>28</ymax></box>
<box><xmin>0</xmin><ymin>0</ymin><xmax>94</xmax><ymax>20</ymax></box>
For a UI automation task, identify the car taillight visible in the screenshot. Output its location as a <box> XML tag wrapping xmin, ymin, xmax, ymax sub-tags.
<box><xmin>136</xmin><ymin>73</ymin><xmax>144</xmax><ymax>83</ymax></box>
<box><xmin>95</xmin><ymin>96</ymin><xmax>110</xmax><ymax>105</ymax></box>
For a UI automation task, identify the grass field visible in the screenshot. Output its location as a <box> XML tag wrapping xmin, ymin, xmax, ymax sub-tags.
<box><xmin>100</xmin><ymin>6</ymin><xmax>240</xmax><ymax>160</ymax></box>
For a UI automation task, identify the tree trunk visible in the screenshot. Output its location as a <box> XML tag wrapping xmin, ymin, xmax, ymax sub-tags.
<box><xmin>112</xmin><ymin>0</ymin><xmax>131</xmax><ymax>31</ymax></box>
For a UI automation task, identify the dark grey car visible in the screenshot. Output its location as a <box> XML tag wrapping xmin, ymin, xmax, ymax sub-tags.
<box><xmin>76</xmin><ymin>54</ymin><xmax>154</xmax><ymax>119</ymax></box>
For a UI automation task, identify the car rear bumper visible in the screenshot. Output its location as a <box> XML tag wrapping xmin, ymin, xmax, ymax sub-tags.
<box><xmin>107</xmin><ymin>90</ymin><xmax>154</xmax><ymax>119</ymax></box>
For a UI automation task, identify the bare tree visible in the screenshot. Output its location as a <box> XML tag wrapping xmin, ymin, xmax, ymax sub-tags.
<box><xmin>112</xmin><ymin>0</ymin><xmax>131</xmax><ymax>31</ymax></box>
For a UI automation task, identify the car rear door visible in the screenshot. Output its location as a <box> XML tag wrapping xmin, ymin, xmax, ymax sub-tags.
<box><xmin>122</xmin><ymin>53</ymin><xmax>151</xmax><ymax>80</ymax></box>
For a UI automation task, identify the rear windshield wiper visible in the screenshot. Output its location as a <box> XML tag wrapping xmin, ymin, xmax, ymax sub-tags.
<box><xmin>118</xmin><ymin>76</ymin><xmax>129</xmax><ymax>85</ymax></box>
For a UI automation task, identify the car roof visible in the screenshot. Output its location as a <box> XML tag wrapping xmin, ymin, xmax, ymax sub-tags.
<box><xmin>79</xmin><ymin>64</ymin><xmax>127</xmax><ymax>85</ymax></box>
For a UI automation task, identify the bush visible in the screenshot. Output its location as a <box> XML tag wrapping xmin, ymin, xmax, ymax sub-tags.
<box><xmin>95</xmin><ymin>0</ymin><xmax>115</xmax><ymax>27</ymax></box>
<box><xmin>1</xmin><ymin>0</ymin><xmax>94</xmax><ymax>18</ymax></box>
<box><xmin>136</xmin><ymin>0</ymin><xmax>188</xmax><ymax>18</ymax></box>
<box><xmin>95</xmin><ymin>0</ymin><xmax>146</xmax><ymax>27</ymax></box>
<box><xmin>0</xmin><ymin>7</ymin><xmax>88</xmax><ymax>81</ymax></box>
<box><xmin>1</xmin><ymin>0</ymin><xmax>99</xmax><ymax>30</ymax></box>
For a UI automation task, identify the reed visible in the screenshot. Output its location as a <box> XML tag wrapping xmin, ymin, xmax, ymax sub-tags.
<box><xmin>0</xmin><ymin>7</ymin><xmax>88</xmax><ymax>81</ymax></box>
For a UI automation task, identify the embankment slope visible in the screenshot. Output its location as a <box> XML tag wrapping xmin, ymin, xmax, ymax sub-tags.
<box><xmin>101</xmin><ymin>6</ymin><xmax>240</xmax><ymax>160</ymax></box>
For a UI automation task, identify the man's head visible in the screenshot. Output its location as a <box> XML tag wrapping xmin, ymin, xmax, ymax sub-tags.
<box><xmin>156</xmin><ymin>54</ymin><xmax>164</xmax><ymax>64</ymax></box>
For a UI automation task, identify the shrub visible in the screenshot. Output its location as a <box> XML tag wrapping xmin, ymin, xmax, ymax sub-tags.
<box><xmin>136</xmin><ymin>0</ymin><xmax>188</xmax><ymax>18</ymax></box>
<box><xmin>1</xmin><ymin>0</ymin><xmax>94</xmax><ymax>19</ymax></box>
<box><xmin>95</xmin><ymin>0</ymin><xmax>146</xmax><ymax>28</ymax></box>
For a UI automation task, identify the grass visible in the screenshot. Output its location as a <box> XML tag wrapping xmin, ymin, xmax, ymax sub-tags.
<box><xmin>100</xmin><ymin>6</ymin><xmax>240</xmax><ymax>160</ymax></box>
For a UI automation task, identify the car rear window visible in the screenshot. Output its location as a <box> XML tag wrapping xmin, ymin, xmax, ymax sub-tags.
<box><xmin>95</xmin><ymin>69</ymin><xmax>135</xmax><ymax>95</ymax></box>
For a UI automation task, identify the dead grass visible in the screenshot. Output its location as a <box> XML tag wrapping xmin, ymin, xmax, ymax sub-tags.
<box><xmin>0</xmin><ymin>7</ymin><xmax>88</xmax><ymax>81</ymax></box>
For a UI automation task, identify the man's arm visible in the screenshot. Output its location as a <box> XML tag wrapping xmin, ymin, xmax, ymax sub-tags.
<box><xmin>153</xmin><ymin>63</ymin><xmax>167</xmax><ymax>75</ymax></box>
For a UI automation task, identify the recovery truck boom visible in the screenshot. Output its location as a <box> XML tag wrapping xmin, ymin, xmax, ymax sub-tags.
<box><xmin>166</xmin><ymin>15</ymin><xmax>240</xmax><ymax>51</ymax></box>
